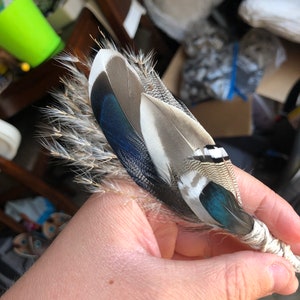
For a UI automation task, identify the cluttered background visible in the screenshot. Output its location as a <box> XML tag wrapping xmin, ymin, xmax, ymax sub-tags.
<box><xmin>0</xmin><ymin>0</ymin><xmax>299</xmax><ymax>298</ymax></box>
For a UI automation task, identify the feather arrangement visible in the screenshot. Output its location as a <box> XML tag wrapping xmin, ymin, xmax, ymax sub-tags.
<box><xmin>41</xmin><ymin>39</ymin><xmax>300</xmax><ymax>272</ymax></box>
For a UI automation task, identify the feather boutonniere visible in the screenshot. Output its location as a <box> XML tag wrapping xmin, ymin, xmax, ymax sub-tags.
<box><xmin>42</xmin><ymin>39</ymin><xmax>300</xmax><ymax>272</ymax></box>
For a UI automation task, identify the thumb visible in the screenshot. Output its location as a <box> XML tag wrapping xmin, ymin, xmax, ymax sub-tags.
<box><xmin>161</xmin><ymin>251</ymin><xmax>298</xmax><ymax>299</ymax></box>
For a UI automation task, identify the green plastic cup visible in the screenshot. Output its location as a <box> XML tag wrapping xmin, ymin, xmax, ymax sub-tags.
<box><xmin>0</xmin><ymin>0</ymin><xmax>64</xmax><ymax>67</ymax></box>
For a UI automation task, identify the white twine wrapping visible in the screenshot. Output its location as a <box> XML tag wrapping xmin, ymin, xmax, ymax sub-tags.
<box><xmin>241</xmin><ymin>219</ymin><xmax>300</xmax><ymax>272</ymax></box>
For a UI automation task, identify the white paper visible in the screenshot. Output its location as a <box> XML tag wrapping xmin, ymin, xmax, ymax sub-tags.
<box><xmin>123</xmin><ymin>0</ymin><xmax>146</xmax><ymax>39</ymax></box>
<box><xmin>239</xmin><ymin>0</ymin><xmax>300</xmax><ymax>43</ymax></box>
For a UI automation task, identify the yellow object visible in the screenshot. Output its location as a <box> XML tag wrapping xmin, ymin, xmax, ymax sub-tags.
<box><xmin>288</xmin><ymin>106</ymin><xmax>300</xmax><ymax>129</ymax></box>
<box><xmin>0</xmin><ymin>0</ymin><xmax>64</xmax><ymax>67</ymax></box>
<box><xmin>0</xmin><ymin>62</ymin><xmax>8</xmax><ymax>75</ymax></box>
<box><xmin>20</xmin><ymin>62</ymin><xmax>30</xmax><ymax>72</ymax></box>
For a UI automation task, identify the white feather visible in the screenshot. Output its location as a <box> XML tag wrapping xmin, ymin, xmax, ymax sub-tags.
<box><xmin>88</xmin><ymin>49</ymin><xmax>121</xmax><ymax>96</ymax></box>
<box><xmin>139</xmin><ymin>93</ymin><xmax>172</xmax><ymax>183</ymax></box>
<box><xmin>140</xmin><ymin>93</ymin><xmax>215</xmax><ymax>178</ymax></box>
<box><xmin>178</xmin><ymin>171</ymin><xmax>219</xmax><ymax>226</ymax></box>
<box><xmin>194</xmin><ymin>148</ymin><xmax>204</xmax><ymax>156</ymax></box>
<box><xmin>203</xmin><ymin>146</ymin><xmax>228</xmax><ymax>159</ymax></box>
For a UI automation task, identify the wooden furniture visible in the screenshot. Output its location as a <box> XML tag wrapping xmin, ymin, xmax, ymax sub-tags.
<box><xmin>95</xmin><ymin>0</ymin><xmax>178</xmax><ymax>74</ymax></box>
<box><xmin>0</xmin><ymin>8</ymin><xmax>104</xmax><ymax>232</ymax></box>
<box><xmin>0</xmin><ymin>156</ymin><xmax>77</xmax><ymax>233</ymax></box>
<box><xmin>0</xmin><ymin>3</ymin><xmax>178</xmax><ymax>119</ymax></box>
<box><xmin>0</xmin><ymin>8</ymin><xmax>102</xmax><ymax>120</ymax></box>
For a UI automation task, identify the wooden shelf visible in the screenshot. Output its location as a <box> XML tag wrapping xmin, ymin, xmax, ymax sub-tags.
<box><xmin>0</xmin><ymin>8</ymin><xmax>102</xmax><ymax>120</ymax></box>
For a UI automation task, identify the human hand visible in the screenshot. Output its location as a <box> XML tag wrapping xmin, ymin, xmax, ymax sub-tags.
<box><xmin>3</xmin><ymin>168</ymin><xmax>299</xmax><ymax>299</ymax></box>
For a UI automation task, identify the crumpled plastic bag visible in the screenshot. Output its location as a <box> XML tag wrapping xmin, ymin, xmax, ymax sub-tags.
<box><xmin>143</xmin><ymin>0</ymin><xmax>223</xmax><ymax>42</ymax></box>
<box><xmin>180</xmin><ymin>26</ymin><xmax>286</xmax><ymax>105</ymax></box>
<box><xmin>5</xmin><ymin>196</ymin><xmax>56</xmax><ymax>231</ymax></box>
<box><xmin>239</xmin><ymin>0</ymin><xmax>300</xmax><ymax>44</ymax></box>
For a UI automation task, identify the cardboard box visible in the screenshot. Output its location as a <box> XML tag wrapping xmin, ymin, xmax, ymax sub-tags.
<box><xmin>256</xmin><ymin>41</ymin><xmax>300</xmax><ymax>104</ymax></box>
<box><xmin>162</xmin><ymin>48</ymin><xmax>252</xmax><ymax>138</ymax></box>
<box><xmin>162</xmin><ymin>39</ymin><xmax>300</xmax><ymax>138</ymax></box>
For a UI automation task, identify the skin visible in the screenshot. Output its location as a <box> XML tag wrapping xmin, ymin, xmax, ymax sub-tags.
<box><xmin>3</xmin><ymin>167</ymin><xmax>300</xmax><ymax>299</ymax></box>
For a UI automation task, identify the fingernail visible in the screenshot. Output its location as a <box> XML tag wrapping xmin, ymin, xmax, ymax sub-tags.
<box><xmin>269</xmin><ymin>262</ymin><xmax>298</xmax><ymax>293</ymax></box>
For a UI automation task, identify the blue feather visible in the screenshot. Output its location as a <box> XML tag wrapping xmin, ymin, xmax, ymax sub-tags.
<box><xmin>200</xmin><ymin>182</ymin><xmax>252</xmax><ymax>235</ymax></box>
<box><xmin>90</xmin><ymin>73</ymin><xmax>158</xmax><ymax>190</ymax></box>
<box><xmin>90</xmin><ymin>72</ymin><xmax>199</xmax><ymax>221</ymax></box>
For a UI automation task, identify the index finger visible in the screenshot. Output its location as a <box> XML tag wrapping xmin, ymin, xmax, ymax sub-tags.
<box><xmin>234</xmin><ymin>166</ymin><xmax>300</xmax><ymax>253</ymax></box>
